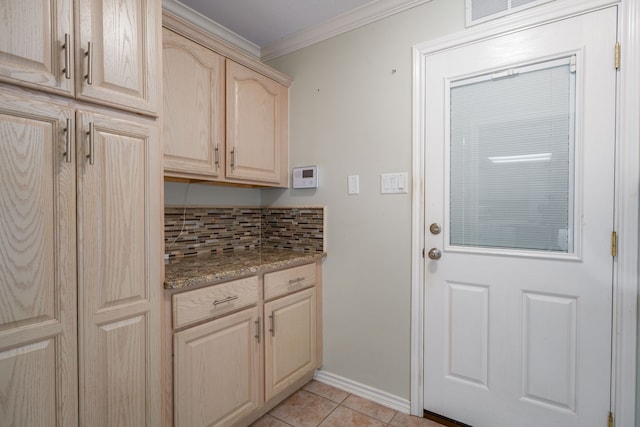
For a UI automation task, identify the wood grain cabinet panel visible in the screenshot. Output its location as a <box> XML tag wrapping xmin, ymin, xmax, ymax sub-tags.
<box><xmin>226</xmin><ymin>60</ymin><xmax>288</xmax><ymax>186</ymax></box>
<box><xmin>76</xmin><ymin>0</ymin><xmax>160</xmax><ymax>115</ymax></box>
<box><xmin>264</xmin><ymin>287</ymin><xmax>317</xmax><ymax>401</ymax></box>
<box><xmin>167</xmin><ymin>262</ymin><xmax>322</xmax><ymax>426</ymax></box>
<box><xmin>0</xmin><ymin>92</ymin><xmax>77</xmax><ymax>426</ymax></box>
<box><xmin>0</xmin><ymin>0</ymin><xmax>161</xmax><ymax>423</ymax></box>
<box><xmin>0</xmin><ymin>0</ymin><xmax>160</xmax><ymax>115</ymax></box>
<box><xmin>161</xmin><ymin>27</ymin><xmax>289</xmax><ymax>187</ymax></box>
<box><xmin>76</xmin><ymin>111</ymin><xmax>161</xmax><ymax>427</ymax></box>
<box><xmin>0</xmin><ymin>0</ymin><xmax>75</xmax><ymax>95</ymax></box>
<box><xmin>173</xmin><ymin>276</ymin><xmax>259</xmax><ymax>329</ymax></box>
<box><xmin>162</xmin><ymin>28</ymin><xmax>225</xmax><ymax>179</ymax></box>
<box><xmin>174</xmin><ymin>306</ymin><xmax>262</xmax><ymax>427</ymax></box>
<box><xmin>264</xmin><ymin>263</ymin><xmax>316</xmax><ymax>300</ymax></box>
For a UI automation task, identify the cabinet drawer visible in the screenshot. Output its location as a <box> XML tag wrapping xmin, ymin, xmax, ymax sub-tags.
<box><xmin>173</xmin><ymin>276</ymin><xmax>258</xmax><ymax>328</ymax></box>
<box><xmin>264</xmin><ymin>263</ymin><xmax>316</xmax><ymax>300</ymax></box>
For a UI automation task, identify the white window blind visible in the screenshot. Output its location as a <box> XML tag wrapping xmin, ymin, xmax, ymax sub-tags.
<box><xmin>466</xmin><ymin>0</ymin><xmax>554</xmax><ymax>27</ymax></box>
<box><xmin>449</xmin><ymin>57</ymin><xmax>576</xmax><ymax>253</ymax></box>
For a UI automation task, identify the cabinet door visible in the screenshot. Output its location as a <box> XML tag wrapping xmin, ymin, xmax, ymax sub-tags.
<box><xmin>0</xmin><ymin>0</ymin><xmax>74</xmax><ymax>95</ymax></box>
<box><xmin>174</xmin><ymin>307</ymin><xmax>262</xmax><ymax>427</ymax></box>
<box><xmin>264</xmin><ymin>287</ymin><xmax>316</xmax><ymax>401</ymax></box>
<box><xmin>226</xmin><ymin>60</ymin><xmax>288</xmax><ymax>186</ymax></box>
<box><xmin>0</xmin><ymin>91</ymin><xmax>77</xmax><ymax>425</ymax></box>
<box><xmin>162</xmin><ymin>28</ymin><xmax>225</xmax><ymax>179</ymax></box>
<box><xmin>76</xmin><ymin>0</ymin><xmax>160</xmax><ymax>115</ymax></box>
<box><xmin>76</xmin><ymin>111</ymin><xmax>161</xmax><ymax>426</ymax></box>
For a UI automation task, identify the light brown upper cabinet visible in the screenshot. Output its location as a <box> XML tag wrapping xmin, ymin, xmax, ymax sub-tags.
<box><xmin>0</xmin><ymin>0</ymin><xmax>160</xmax><ymax>116</ymax></box>
<box><xmin>161</xmin><ymin>18</ymin><xmax>290</xmax><ymax>188</ymax></box>
<box><xmin>162</xmin><ymin>28</ymin><xmax>225</xmax><ymax>180</ymax></box>
<box><xmin>226</xmin><ymin>61</ymin><xmax>288</xmax><ymax>186</ymax></box>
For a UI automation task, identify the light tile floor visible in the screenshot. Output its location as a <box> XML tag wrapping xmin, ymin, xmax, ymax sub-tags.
<box><xmin>251</xmin><ymin>380</ymin><xmax>445</xmax><ymax>427</ymax></box>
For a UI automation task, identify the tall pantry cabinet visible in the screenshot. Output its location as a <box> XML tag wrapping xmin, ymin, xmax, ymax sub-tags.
<box><xmin>0</xmin><ymin>1</ymin><xmax>162</xmax><ymax>426</ymax></box>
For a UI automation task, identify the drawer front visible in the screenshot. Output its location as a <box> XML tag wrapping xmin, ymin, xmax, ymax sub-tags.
<box><xmin>264</xmin><ymin>263</ymin><xmax>316</xmax><ymax>300</ymax></box>
<box><xmin>173</xmin><ymin>276</ymin><xmax>259</xmax><ymax>328</ymax></box>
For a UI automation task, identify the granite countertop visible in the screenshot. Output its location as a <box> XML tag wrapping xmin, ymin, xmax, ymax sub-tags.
<box><xmin>164</xmin><ymin>248</ymin><xmax>326</xmax><ymax>290</ymax></box>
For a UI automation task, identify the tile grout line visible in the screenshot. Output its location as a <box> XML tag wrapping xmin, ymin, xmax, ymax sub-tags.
<box><xmin>314</xmin><ymin>395</ymin><xmax>344</xmax><ymax>426</ymax></box>
<box><xmin>311</xmin><ymin>389</ymin><xmax>352</xmax><ymax>426</ymax></box>
<box><xmin>303</xmin><ymin>386</ymin><xmax>399</xmax><ymax>426</ymax></box>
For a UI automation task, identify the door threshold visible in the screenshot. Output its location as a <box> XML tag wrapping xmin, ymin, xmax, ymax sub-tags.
<box><xmin>424</xmin><ymin>409</ymin><xmax>472</xmax><ymax>427</ymax></box>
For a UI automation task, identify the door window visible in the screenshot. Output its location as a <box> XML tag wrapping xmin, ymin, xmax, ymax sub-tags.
<box><xmin>449</xmin><ymin>56</ymin><xmax>577</xmax><ymax>253</ymax></box>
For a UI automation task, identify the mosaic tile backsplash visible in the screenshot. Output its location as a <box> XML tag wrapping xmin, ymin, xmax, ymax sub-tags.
<box><xmin>165</xmin><ymin>206</ymin><xmax>325</xmax><ymax>258</ymax></box>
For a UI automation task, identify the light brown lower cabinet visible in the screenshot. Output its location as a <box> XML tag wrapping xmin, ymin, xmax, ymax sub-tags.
<box><xmin>264</xmin><ymin>287</ymin><xmax>317</xmax><ymax>402</ymax></box>
<box><xmin>174</xmin><ymin>306</ymin><xmax>262</xmax><ymax>427</ymax></box>
<box><xmin>167</xmin><ymin>261</ymin><xmax>322</xmax><ymax>427</ymax></box>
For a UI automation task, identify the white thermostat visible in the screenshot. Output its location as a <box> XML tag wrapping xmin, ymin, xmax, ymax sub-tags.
<box><xmin>292</xmin><ymin>166</ymin><xmax>318</xmax><ymax>188</ymax></box>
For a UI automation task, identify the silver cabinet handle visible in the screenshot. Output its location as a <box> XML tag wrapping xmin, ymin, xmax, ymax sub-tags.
<box><xmin>85</xmin><ymin>42</ymin><xmax>93</xmax><ymax>85</ymax></box>
<box><xmin>64</xmin><ymin>118</ymin><xmax>72</xmax><ymax>163</ymax></box>
<box><xmin>87</xmin><ymin>122</ymin><xmax>95</xmax><ymax>165</ymax></box>
<box><xmin>255</xmin><ymin>318</ymin><xmax>261</xmax><ymax>343</ymax></box>
<box><xmin>269</xmin><ymin>313</ymin><xmax>275</xmax><ymax>337</ymax></box>
<box><xmin>62</xmin><ymin>33</ymin><xmax>71</xmax><ymax>80</ymax></box>
<box><xmin>288</xmin><ymin>277</ymin><xmax>305</xmax><ymax>286</ymax></box>
<box><xmin>230</xmin><ymin>147</ymin><xmax>236</xmax><ymax>169</ymax></box>
<box><xmin>214</xmin><ymin>144</ymin><xmax>220</xmax><ymax>168</ymax></box>
<box><xmin>212</xmin><ymin>295</ymin><xmax>238</xmax><ymax>306</ymax></box>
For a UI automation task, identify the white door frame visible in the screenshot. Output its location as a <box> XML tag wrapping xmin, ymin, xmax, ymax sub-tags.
<box><xmin>410</xmin><ymin>0</ymin><xmax>639</xmax><ymax>425</ymax></box>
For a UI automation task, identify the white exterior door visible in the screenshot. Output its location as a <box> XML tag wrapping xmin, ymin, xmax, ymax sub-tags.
<box><xmin>423</xmin><ymin>7</ymin><xmax>617</xmax><ymax>427</ymax></box>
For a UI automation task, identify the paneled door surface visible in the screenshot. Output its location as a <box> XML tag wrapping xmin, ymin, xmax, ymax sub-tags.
<box><xmin>423</xmin><ymin>7</ymin><xmax>617</xmax><ymax>427</ymax></box>
<box><xmin>0</xmin><ymin>91</ymin><xmax>77</xmax><ymax>426</ymax></box>
<box><xmin>76</xmin><ymin>111</ymin><xmax>161</xmax><ymax>426</ymax></box>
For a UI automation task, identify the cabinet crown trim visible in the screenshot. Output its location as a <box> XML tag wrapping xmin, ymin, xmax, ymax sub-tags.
<box><xmin>162</xmin><ymin>11</ymin><xmax>293</xmax><ymax>87</ymax></box>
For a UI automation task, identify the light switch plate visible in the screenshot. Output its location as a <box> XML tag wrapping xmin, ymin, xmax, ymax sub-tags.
<box><xmin>348</xmin><ymin>175</ymin><xmax>359</xmax><ymax>195</ymax></box>
<box><xmin>381</xmin><ymin>173</ymin><xmax>408</xmax><ymax>194</ymax></box>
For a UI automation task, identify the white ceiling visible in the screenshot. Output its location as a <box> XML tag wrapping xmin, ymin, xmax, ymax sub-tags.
<box><xmin>163</xmin><ymin>0</ymin><xmax>432</xmax><ymax>60</ymax></box>
<box><xmin>178</xmin><ymin>0</ymin><xmax>376</xmax><ymax>47</ymax></box>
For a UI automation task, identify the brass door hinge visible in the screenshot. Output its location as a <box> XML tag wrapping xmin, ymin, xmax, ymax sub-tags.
<box><xmin>611</xmin><ymin>231</ymin><xmax>617</xmax><ymax>257</ymax></box>
<box><xmin>608</xmin><ymin>411</ymin><xmax>614</xmax><ymax>427</ymax></box>
<box><xmin>615</xmin><ymin>42</ymin><xmax>621</xmax><ymax>69</ymax></box>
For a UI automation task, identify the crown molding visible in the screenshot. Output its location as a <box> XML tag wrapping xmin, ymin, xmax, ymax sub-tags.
<box><xmin>261</xmin><ymin>0</ymin><xmax>432</xmax><ymax>61</ymax></box>
<box><xmin>162</xmin><ymin>0</ymin><xmax>261</xmax><ymax>58</ymax></box>
<box><xmin>163</xmin><ymin>0</ymin><xmax>432</xmax><ymax>62</ymax></box>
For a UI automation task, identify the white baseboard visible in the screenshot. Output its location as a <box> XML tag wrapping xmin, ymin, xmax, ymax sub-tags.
<box><xmin>313</xmin><ymin>369</ymin><xmax>411</xmax><ymax>414</ymax></box>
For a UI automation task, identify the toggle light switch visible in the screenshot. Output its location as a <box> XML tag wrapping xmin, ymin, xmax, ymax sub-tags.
<box><xmin>348</xmin><ymin>175</ymin><xmax>359</xmax><ymax>195</ymax></box>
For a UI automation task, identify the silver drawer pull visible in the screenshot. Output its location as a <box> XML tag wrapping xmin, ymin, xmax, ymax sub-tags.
<box><xmin>62</xmin><ymin>33</ymin><xmax>71</xmax><ymax>79</ymax></box>
<box><xmin>288</xmin><ymin>277</ymin><xmax>305</xmax><ymax>286</ymax></box>
<box><xmin>212</xmin><ymin>295</ymin><xmax>239</xmax><ymax>306</ymax></box>
<box><xmin>85</xmin><ymin>41</ymin><xmax>93</xmax><ymax>85</ymax></box>
<box><xmin>269</xmin><ymin>313</ymin><xmax>275</xmax><ymax>336</ymax></box>
<box><xmin>87</xmin><ymin>122</ymin><xmax>95</xmax><ymax>165</ymax></box>
<box><xmin>63</xmin><ymin>118</ymin><xmax>72</xmax><ymax>163</ymax></box>
<box><xmin>255</xmin><ymin>318</ymin><xmax>261</xmax><ymax>343</ymax></box>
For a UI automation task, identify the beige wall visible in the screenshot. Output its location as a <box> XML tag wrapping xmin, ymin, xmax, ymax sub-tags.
<box><xmin>164</xmin><ymin>182</ymin><xmax>261</xmax><ymax>206</ymax></box>
<box><xmin>164</xmin><ymin>0</ymin><xmax>465</xmax><ymax>400</ymax></box>
<box><xmin>263</xmin><ymin>0</ymin><xmax>465</xmax><ymax>400</ymax></box>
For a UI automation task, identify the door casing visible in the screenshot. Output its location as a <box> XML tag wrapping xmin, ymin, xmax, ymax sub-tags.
<box><xmin>410</xmin><ymin>0</ymin><xmax>640</xmax><ymax>425</ymax></box>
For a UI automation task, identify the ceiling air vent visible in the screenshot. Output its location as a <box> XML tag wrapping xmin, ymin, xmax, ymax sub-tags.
<box><xmin>466</xmin><ymin>0</ymin><xmax>554</xmax><ymax>27</ymax></box>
